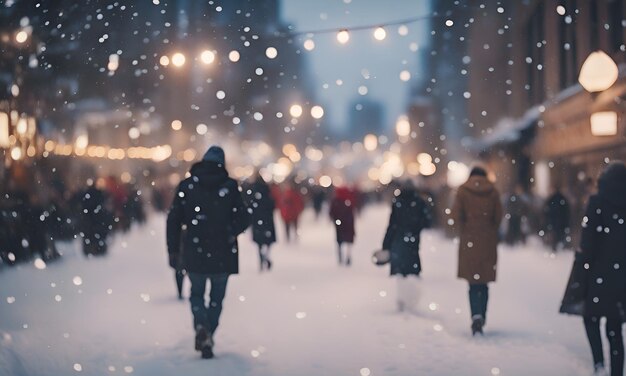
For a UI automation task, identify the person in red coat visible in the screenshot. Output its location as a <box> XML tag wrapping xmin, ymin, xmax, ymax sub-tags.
<box><xmin>279</xmin><ymin>181</ymin><xmax>304</xmax><ymax>242</ymax></box>
<box><xmin>329</xmin><ymin>186</ymin><xmax>356</xmax><ymax>266</ymax></box>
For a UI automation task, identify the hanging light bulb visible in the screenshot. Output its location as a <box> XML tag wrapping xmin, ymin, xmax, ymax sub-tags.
<box><xmin>578</xmin><ymin>50</ymin><xmax>619</xmax><ymax>93</ymax></box>
<box><xmin>374</xmin><ymin>27</ymin><xmax>386</xmax><ymax>41</ymax></box>
<box><xmin>337</xmin><ymin>29</ymin><xmax>350</xmax><ymax>44</ymax></box>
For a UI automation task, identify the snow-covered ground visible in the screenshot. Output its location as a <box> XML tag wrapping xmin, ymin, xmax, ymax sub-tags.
<box><xmin>0</xmin><ymin>204</ymin><xmax>603</xmax><ymax>375</ymax></box>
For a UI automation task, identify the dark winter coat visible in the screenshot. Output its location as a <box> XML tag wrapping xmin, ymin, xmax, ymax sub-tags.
<box><xmin>247</xmin><ymin>179</ymin><xmax>277</xmax><ymax>246</ymax></box>
<box><xmin>167</xmin><ymin>161</ymin><xmax>250</xmax><ymax>275</ymax></box>
<box><xmin>545</xmin><ymin>191</ymin><xmax>570</xmax><ymax>233</ymax></box>
<box><xmin>329</xmin><ymin>187</ymin><xmax>356</xmax><ymax>244</ymax></box>
<box><xmin>452</xmin><ymin>176</ymin><xmax>503</xmax><ymax>283</ymax></box>
<box><xmin>77</xmin><ymin>186</ymin><xmax>112</xmax><ymax>249</ymax></box>
<box><xmin>382</xmin><ymin>188</ymin><xmax>430</xmax><ymax>276</ymax></box>
<box><xmin>578</xmin><ymin>163</ymin><xmax>626</xmax><ymax>319</ymax></box>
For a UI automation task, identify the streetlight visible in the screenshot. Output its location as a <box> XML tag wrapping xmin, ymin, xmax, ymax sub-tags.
<box><xmin>578</xmin><ymin>51</ymin><xmax>620</xmax><ymax>136</ymax></box>
<box><xmin>395</xmin><ymin>115</ymin><xmax>410</xmax><ymax>138</ymax></box>
<box><xmin>171</xmin><ymin>52</ymin><xmax>186</xmax><ymax>67</ymax></box>
<box><xmin>578</xmin><ymin>51</ymin><xmax>618</xmax><ymax>93</ymax></box>
<box><xmin>289</xmin><ymin>104</ymin><xmax>303</xmax><ymax>118</ymax></box>
<box><xmin>200</xmin><ymin>50</ymin><xmax>215</xmax><ymax>65</ymax></box>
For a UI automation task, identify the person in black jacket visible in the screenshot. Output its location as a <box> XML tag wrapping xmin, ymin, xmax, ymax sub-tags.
<box><xmin>579</xmin><ymin>162</ymin><xmax>626</xmax><ymax>376</ymax></box>
<box><xmin>247</xmin><ymin>173</ymin><xmax>277</xmax><ymax>271</ymax></box>
<box><xmin>382</xmin><ymin>179</ymin><xmax>431</xmax><ymax>313</ymax></box>
<box><xmin>76</xmin><ymin>181</ymin><xmax>112</xmax><ymax>257</ymax></box>
<box><xmin>167</xmin><ymin>146</ymin><xmax>250</xmax><ymax>359</ymax></box>
<box><xmin>544</xmin><ymin>187</ymin><xmax>571</xmax><ymax>251</ymax></box>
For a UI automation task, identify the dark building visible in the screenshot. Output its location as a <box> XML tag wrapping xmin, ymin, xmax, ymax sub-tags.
<box><xmin>347</xmin><ymin>97</ymin><xmax>385</xmax><ymax>141</ymax></box>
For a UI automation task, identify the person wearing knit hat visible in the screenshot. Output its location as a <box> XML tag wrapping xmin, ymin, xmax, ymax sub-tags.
<box><xmin>167</xmin><ymin>145</ymin><xmax>250</xmax><ymax>359</ymax></box>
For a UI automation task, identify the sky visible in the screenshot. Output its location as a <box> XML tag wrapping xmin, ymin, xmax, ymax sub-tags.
<box><xmin>281</xmin><ymin>0</ymin><xmax>431</xmax><ymax>135</ymax></box>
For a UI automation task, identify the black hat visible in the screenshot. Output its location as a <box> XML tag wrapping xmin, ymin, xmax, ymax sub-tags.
<box><xmin>202</xmin><ymin>145</ymin><xmax>225</xmax><ymax>165</ymax></box>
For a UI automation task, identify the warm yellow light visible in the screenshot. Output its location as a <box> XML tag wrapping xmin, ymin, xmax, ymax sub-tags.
<box><xmin>200</xmin><ymin>50</ymin><xmax>215</xmax><ymax>64</ymax></box>
<box><xmin>289</xmin><ymin>104</ymin><xmax>303</xmax><ymax>118</ymax></box>
<box><xmin>15</xmin><ymin>31</ymin><xmax>28</xmax><ymax>44</ymax></box>
<box><xmin>159</xmin><ymin>55</ymin><xmax>170</xmax><ymax>66</ymax></box>
<box><xmin>171</xmin><ymin>52</ymin><xmax>186</xmax><ymax>67</ymax></box>
<box><xmin>310</xmin><ymin>105</ymin><xmax>324</xmax><ymax>119</ymax></box>
<box><xmin>374</xmin><ymin>27</ymin><xmax>387</xmax><ymax>41</ymax></box>
<box><xmin>0</xmin><ymin>112</ymin><xmax>9</xmax><ymax>148</ymax></box>
<box><xmin>417</xmin><ymin>152</ymin><xmax>432</xmax><ymax>165</ymax></box>
<box><xmin>265</xmin><ymin>47</ymin><xmax>278</xmax><ymax>59</ymax></box>
<box><xmin>395</xmin><ymin>116</ymin><xmax>410</xmax><ymax>137</ymax></box>
<box><xmin>400</xmin><ymin>70</ymin><xmax>411</xmax><ymax>81</ymax></box>
<box><xmin>282</xmin><ymin>143</ymin><xmax>297</xmax><ymax>156</ymax></box>
<box><xmin>171</xmin><ymin>120</ymin><xmax>182</xmax><ymax>130</ymax></box>
<box><xmin>419</xmin><ymin>163</ymin><xmax>437</xmax><ymax>176</ymax></box>
<box><xmin>11</xmin><ymin>146</ymin><xmax>22</xmax><ymax>160</ymax></box>
<box><xmin>303</xmin><ymin>39</ymin><xmax>315</xmax><ymax>51</ymax></box>
<box><xmin>107</xmin><ymin>54</ymin><xmax>119</xmax><ymax>71</ymax></box>
<box><xmin>228</xmin><ymin>50</ymin><xmax>240</xmax><ymax>62</ymax></box>
<box><xmin>16</xmin><ymin>118</ymin><xmax>28</xmax><ymax>135</ymax></box>
<box><xmin>75</xmin><ymin>134</ymin><xmax>88</xmax><ymax>149</ymax></box>
<box><xmin>578</xmin><ymin>51</ymin><xmax>619</xmax><ymax>93</ymax></box>
<box><xmin>319</xmin><ymin>175</ymin><xmax>332</xmax><ymax>188</ymax></box>
<box><xmin>337</xmin><ymin>29</ymin><xmax>350</xmax><ymax>44</ymax></box>
<box><xmin>364</xmin><ymin>134</ymin><xmax>378</xmax><ymax>151</ymax></box>
<box><xmin>590</xmin><ymin>111</ymin><xmax>618</xmax><ymax>136</ymax></box>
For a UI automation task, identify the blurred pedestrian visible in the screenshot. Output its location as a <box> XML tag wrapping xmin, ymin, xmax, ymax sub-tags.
<box><xmin>452</xmin><ymin>166</ymin><xmax>503</xmax><ymax>335</ymax></box>
<box><xmin>76</xmin><ymin>180</ymin><xmax>113</xmax><ymax>256</ymax></box>
<box><xmin>248</xmin><ymin>173</ymin><xmax>277</xmax><ymax>271</ymax></box>
<box><xmin>329</xmin><ymin>186</ymin><xmax>356</xmax><ymax>266</ymax></box>
<box><xmin>311</xmin><ymin>185</ymin><xmax>326</xmax><ymax>220</ymax></box>
<box><xmin>278</xmin><ymin>180</ymin><xmax>304</xmax><ymax>242</ymax></box>
<box><xmin>167</xmin><ymin>146</ymin><xmax>250</xmax><ymax>359</ymax></box>
<box><xmin>576</xmin><ymin>162</ymin><xmax>626</xmax><ymax>376</ymax></box>
<box><xmin>382</xmin><ymin>179</ymin><xmax>430</xmax><ymax>312</ymax></box>
<box><xmin>544</xmin><ymin>186</ymin><xmax>571</xmax><ymax>251</ymax></box>
<box><xmin>504</xmin><ymin>185</ymin><xmax>530</xmax><ymax>246</ymax></box>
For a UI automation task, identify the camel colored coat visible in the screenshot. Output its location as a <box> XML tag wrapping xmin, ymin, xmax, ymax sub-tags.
<box><xmin>452</xmin><ymin>175</ymin><xmax>503</xmax><ymax>284</ymax></box>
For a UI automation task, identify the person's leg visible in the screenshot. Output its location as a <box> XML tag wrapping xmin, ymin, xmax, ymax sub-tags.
<box><xmin>584</xmin><ymin>316</ymin><xmax>606</xmax><ymax>370</ymax></box>
<box><xmin>481</xmin><ymin>284</ymin><xmax>489</xmax><ymax>325</ymax></box>
<box><xmin>396</xmin><ymin>276</ymin><xmax>407</xmax><ymax>312</ymax></box>
<box><xmin>337</xmin><ymin>242</ymin><xmax>343</xmax><ymax>265</ymax></box>
<box><xmin>258</xmin><ymin>244</ymin><xmax>265</xmax><ymax>271</ymax></box>
<box><xmin>175</xmin><ymin>269</ymin><xmax>185</xmax><ymax>299</ymax></box>
<box><xmin>605</xmin><ymin>318</ymin><xmax>624</xmax><ymax>376</ymax></box>
<box><xmin>188</xmin><ymin>273</ymin><xmax>209</xmax><ymax>331</ymax></box>
<box><xmin>207</xmin><ymin>274</ymin><xmax>229</xmax><ymax>335</ymax></box>
<box><xmin>345</xmin><ymin>243</ymin><xmax>352</xmax><ymax>266</ymax></box>
<box><xmin>284</xmin><ymin>221</ymin><xmax>291</xmax><ymax>242</ymax></box>
<box><xmin>264</xmin><ymin>245</ymin><xmax>272</xmax><ymax>270</ymax></box>
<box><xmin>294</xmin><ymin>218</ymin><xmax>299</xmax><ymax>241</ymax></box>
<box><xmin>468</xmin><ymin>284</ymin><xmax>482</xmax><ymax>320</ymax></box>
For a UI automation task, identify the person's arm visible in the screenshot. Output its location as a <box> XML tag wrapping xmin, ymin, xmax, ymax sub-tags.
<box><xmin>493</xmin><ymin>190</ymin><xmax>504</xmax><ymax>226</ymax></box>
<box><xmin>230</xmin><ymin>183</ymin><xmax>251</xmax><ymax>237</ymax></box>
<box><xmin>580</xmin><ymin>195</ymin><xmax>601</xmax><ymax>263</ymax></box>
<box><xmin>166</xmin><ymin>184</ymin><xmax>184</xmax><ymax>266</ymax></box>
<box><xmin>382</xmin><ymin>201</ymin><xmax>398</xmax><ymax>250</ymax></box>
<box><xmin>451</xmin><ymin>189</ymin><xmax>465</xmax><ymax>233</ymax></box>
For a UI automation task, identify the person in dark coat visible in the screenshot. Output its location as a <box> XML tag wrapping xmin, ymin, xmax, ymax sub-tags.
<box><xmin>247</xmin><ymin>173</ymin><xmax>277</xmax><ymax>271</ymax></box>
<box><xmin>329</xmin><ymin>186</ymin><xmax>356</xmax><ymax>266</ymax></box>
<box><xmin>382</xmin><ymin>179</ymin><xmax>430</xmax><ymax>312</ymax></box>
<box><xmin>167</xmin><ymin>146</ymin><xmax>250</xmax><ymax>359</ymax></box>
<box><xmin>311</xmin><ymin>186</ymin><xmax>326</xmax><ymax>220</ymax></box>
<box><xmin>76</xmin><ymin>181</ymin><xmax>112</xmax><ymax>257</ymax></box>
<box><xmin>452</xmin><ymin>166</ymin><xmax>503</xmax><ymax>335</ymax></box>
<box><xmin>504</xmin><ymin>185</ymin><xmax>529</xmax><ymax>246</ymax></box>
<box><xmin>544</xmin><ymin>187</ymin><xmax>571</xmax><ymax>251</ymax></box>
<box><xmin>578</xmin><ymin>162</ymin><xmax>626</xmax><ymax>376</ymax></box>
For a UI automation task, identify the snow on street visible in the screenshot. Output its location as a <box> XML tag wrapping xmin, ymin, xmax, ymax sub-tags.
<box><xmin>0</xmin><ymin>204</ymin><xmax>597</xmax><ymax>375</ymax></box>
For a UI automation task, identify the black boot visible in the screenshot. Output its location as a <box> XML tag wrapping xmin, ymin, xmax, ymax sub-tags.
<box><xmin>471</xmin><ymin>316</ymin><xmax>484</xmax><ymax>336</ymax></box>
<box><xmin>195</xmin><ymin>327</ymin><xmax>208</xmax><ymax>351</ymax></box>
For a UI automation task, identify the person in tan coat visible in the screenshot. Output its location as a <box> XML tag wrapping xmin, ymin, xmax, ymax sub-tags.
<box><xmin>452</xmin><ymin>166</ymin><xmax>503</xmax><ymax>335</ymax></box>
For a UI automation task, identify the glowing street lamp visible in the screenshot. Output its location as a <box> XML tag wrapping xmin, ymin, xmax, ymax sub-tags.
<box><xmin>310</xmin><ymin>105</ymin><xmax>324</xmax><ymax>119</ymax></box>
<box><xmin>200</xmin><ymin>50</ymin><xmax>215</xmax><ymax>65</ymax></box>
<box><xmin>578</xmin><ymin>51</ymin><xmax>618</xmax><ymax>93</ymax></box>
<box><xmin>373</xmin><ymin>27</ymin><xmax>387</xmax><ymax>41</ymax></box>
<box><xmin>171</xmin><ymin>52</ymin><xmax>186</xmax><ymax>67</ymax></box>
<box><xmin>364</xmin><ymin>134</ymin><xmax>378</xmax><ymax>151</ymax></box>
<box><xmin>590</xmin><ymin>111</ymin><xmax>618</xmax><ymax>136</ymax></box>
<box><xmin>337</xmin><ymin>29</ymin><xmax>350</xmax><ymax>44</ymax></box>
<box><xmin>15</xmin><ymin>30</ymin><xmax>28</xmax><ymax>44</ymax></box>
<box><xmin>395</xmin><ymin>115</ymin><xmax>410</xmax><ymax>137</ymax></box>
<box><xmin>290</xmin><ymin>104</ymin><xmax>303</xmax><ymax>118</ymax></box>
